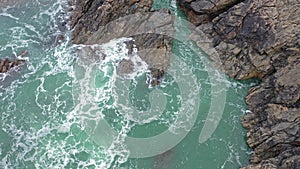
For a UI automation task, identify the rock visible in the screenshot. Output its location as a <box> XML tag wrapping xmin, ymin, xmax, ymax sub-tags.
<box><xmin>75</xmin><ymin>45</ymin><xmax>106</xmax><ymax>65</ymax></box>
<box><xmin>70</xmin><ymin>0</ymin><xmax>154</xmax><ymax>44</ymax></box>
<box><xmin>243</xmin><ymin>61</ymin><xmax>300</xmax><ymax>167</ymax></box>
<box><xmin>184</xmin><ymin>0</ymin><xmax>300</xmax><ymax>80</ymax></box>
<box><xmin>153</xmin><ymin>149</ymin><xmax>176</xmax><ymax>169</ymax></box>
<box><xmin>0</xmin><ymin>50</ymin><xmax>27</xmax><ymax>73</ymax></box>
<box><xmin>179</xmin><ymin>0</ymin><xmax>300</xmax><ymax>168</ymax></box>
<box><xmin>148</xmin><ymin>68</ymin><xmax>165</xmax><ymax>86</ymax></box>
<box><xmin>55</xmin><ymin>34</ymin><xmax>65</xmax><ymax>45</ymax></box>
<box><xmin>71</xmin><ymin>0</ymin><xmax>174</xmax><ymax>86</ymax></box>
<box><xmin>0</xmin><ymin>58</ymin><xmax>25</xmax><ymax>73</ymax></box>
<box><xmin>117</xmin><ymin>59</ymin><xmax>134</xmax><ymax>75</ymax></box>
<box><xmin>241</xmin><ymin>55</ymin><xmax>300</xmax><ymax>168</ymax></box>
<box><xmin>178</xmin><ymin>0</ymin><xmax>243</xmax><ymax>25</ymax></box>
<box><xmin>274</xmin><ymin>61</ymin><xmax>300</xmax><ymax>106</ymax></box>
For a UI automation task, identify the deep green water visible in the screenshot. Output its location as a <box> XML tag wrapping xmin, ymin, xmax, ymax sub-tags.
<box><xmin>0</xmin><ymin>0</ymin><xmax>257</xmax><ymax>168</ymax></box>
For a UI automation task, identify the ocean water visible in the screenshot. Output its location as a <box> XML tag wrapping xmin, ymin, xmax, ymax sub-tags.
<box><xmin>0</xmin><ymin>0</ymin><xmax>258</xmax><ymax>168</ymax></box>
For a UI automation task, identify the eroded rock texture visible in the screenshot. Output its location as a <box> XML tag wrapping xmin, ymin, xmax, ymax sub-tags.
<box><xmin>70</xmin><ymin>0</ymin><xmax>154</xmax><ymax>44</ymax></box>
<box><xmin>186</xmin><ymin>0</ymin><xmax>299</xmax><ymax>80</ymax></box>
<box><xmin>179</xmin><ymin>0</ymin><xmax>300</xmax><ymax>168</ymax></box>
<box><xmin>242</xmin><ymin>54</ymin><xmax>300</xmax><ymax>169</ymax></box>
<box><xmin>70</xmin><ymin>0</ymin><xmax>173</xmax><ymax>85</ymax></box>
<box><xmin>0</xmin><ymin>50</ymin><xmax>27</xmax><ymax>74</ymax></box>
<box><xmin>0</xmin><ymin>59</ymin><xmax>25</xmax><ymax>73</ymax></box>
<box><xmin>179</xmin><ymin>0</ymin><xmax>244</xmax><ymax>25</ymax></box>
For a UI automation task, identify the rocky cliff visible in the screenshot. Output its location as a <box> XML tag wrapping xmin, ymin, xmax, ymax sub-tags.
<box><xmin>69</xmin><ymin>0</ymin><xmax>299</xmax><ymax>168</ymax></box>
<box><xmin>179</xmin><ymin>0</ymin><xmax>300</xmax><ymax>168</ymax></box>
<box><xmin>70</xmin><ymin>0</ymin><xmax>174</xmax><ymax>86</ymax></box>
<box><xmin>69</xmin><ymin>0</ymin><xmax>153</xmax><ymax>44</ymax></box>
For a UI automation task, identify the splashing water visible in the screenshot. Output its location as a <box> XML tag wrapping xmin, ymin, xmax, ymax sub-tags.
<box><xmin>0</xmin><ymin>0</ymin><xmax>259</xmax><ymax>169</ymax></box>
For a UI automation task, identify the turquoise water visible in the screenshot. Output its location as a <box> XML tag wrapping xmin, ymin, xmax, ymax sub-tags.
<box><xmin>0</xmin><ymin>0</ymin><xmax>257</xmax><ymax>168</ymax></box>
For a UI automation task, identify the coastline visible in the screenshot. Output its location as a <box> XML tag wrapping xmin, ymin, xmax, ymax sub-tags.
<box><xmin>0</xmin><ymin>0</ymin><xmax>298</xmax><ymax>168</ymax></box>
<box><xmin>178</xmin><ymin>0</ymin><xmax>300</xmax><ymax>168</ymax></box>
<box><xmin>68</xmin><ymin>0</ymin><xmax>299</xmax><ymax>168</ymax></box>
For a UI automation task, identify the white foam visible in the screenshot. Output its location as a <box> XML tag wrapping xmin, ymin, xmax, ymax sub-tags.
<box><xmin>0</xmin><ymin>12</ymin><xmax>19</xmax><ymax>20</ymax></box>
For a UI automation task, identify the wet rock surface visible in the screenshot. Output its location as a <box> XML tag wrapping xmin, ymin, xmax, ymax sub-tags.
<box><xmin>179</xmin><ymin>0</ymin><xmax>300</xmax><ymax>168</ymax></box>
<box><xmin>116</xmin><ymin>59</ymin><xmax>134</xmax><ymax>76</ymax></box>
<box><xmin>0</xmin><ymin>59</ymin><xmax>26</xmax><ymax>73</ymax></box>
<box><xmin>71</xmin><ymin>0</ymin><xmax>174</xmax><ymax>86</ymax></box>
<box><xmin>0</xmin><ymin>50</ymin><xmax>27</xmax><ymax>74</ymax></box>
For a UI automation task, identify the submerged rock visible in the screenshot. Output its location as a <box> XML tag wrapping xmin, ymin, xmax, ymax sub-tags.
<box><xmin>116</xmin><ymin>59</ymin><xmax>135</xmax><ymax>76</ymax></box>
<box><xmin>179</xmin><ymin>0</ymin><xmax>300</xmax><ymax>168</ymax></box>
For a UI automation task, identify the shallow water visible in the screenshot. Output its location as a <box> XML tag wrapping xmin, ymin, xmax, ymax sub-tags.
<box><xmin>0</xmin><ymin>0</ymin><xmax>257</xmax><ymax>168</ymax></box>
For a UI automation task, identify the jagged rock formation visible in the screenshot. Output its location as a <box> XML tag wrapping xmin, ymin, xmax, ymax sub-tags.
<box><xmin>241</xmin><ymin>54</ymin><xmax>300</xmax><ymax>169</ymax></box>
<box><xmin>184</xmin><ymin>0</ymin><xmax>299</xmax><ymax>80</ymax></box>
<box><xmin>0</xmin><ymin>50</ymin><xmax>27</xmax><ymax>74</ymax></box>
<box><xmin>70</xmin><ymin>0</ymin><xmax>154</xmax><ymax>44</ymax></box>
<box><xmin>70</xmin><ymin>0</ymin><xmax>173</xmax><ymax>86</ymax></box>
<box><xmin>70</xmin><ymin>0</ymin><xmax>300</xmax><ymax>167</ymax></box>
<box><xmin>178</xmin><ymin>0</ymin><xmax>244</xmax><ymax>25</ymax></box>
<box><xmin>179</xmin><ymin>0</ymin><xmax>300</xmax><ymax>168</ymax></box>
<box><xmin>0</xmin><ymin>59</ymin><xmax>25</xmax><ymax>73</ymax></box>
